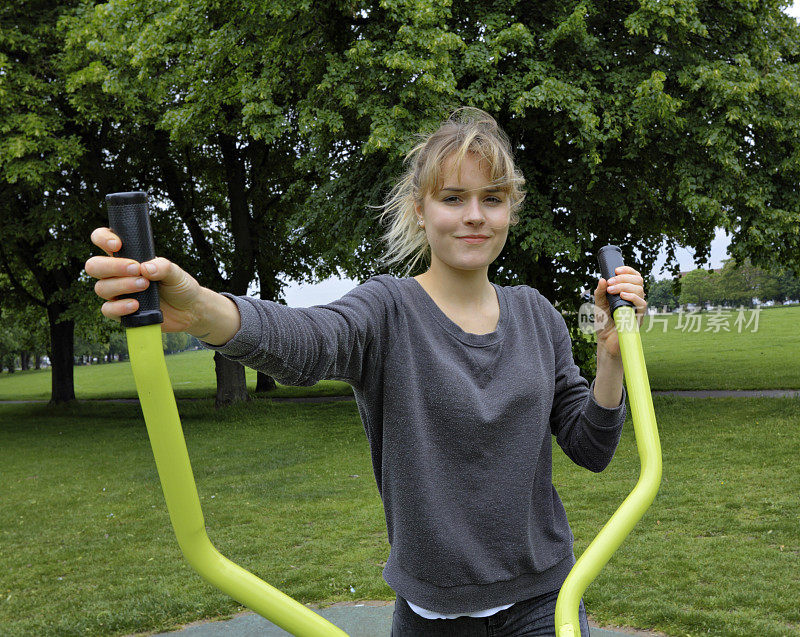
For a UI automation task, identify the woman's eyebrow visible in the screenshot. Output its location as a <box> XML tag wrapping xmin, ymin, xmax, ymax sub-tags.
<box><xmin>440</xmin><ymin>186</ymin><xmax>504</xmax><ymax>192</ymax></box>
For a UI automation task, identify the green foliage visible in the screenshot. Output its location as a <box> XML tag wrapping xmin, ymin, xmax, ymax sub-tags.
<box><xmin>226</xmin><ymin>0</ymin><xmax>800</xmax><ymax>371</ymax></box>
<box><xmin>5</xmin><ymin>0</ymin><xmax>800</xmax><ymax>398</ymax></box>
<box><xmin>0</xmin><ymin>279</ymin><xmax>49</xmax><ymax>372</ymax></box>
<box><xmin>679</xmin><ymin>268</ymin><xmax>716</xmax><ymax>307</ymax></box>
<box><xmin>674</xmin><ymin>257</ymin><xmax>800</xmax><ymax>308</ymax></box>
<box><xmin>647</xmin><ymin>276</ymin><xmax>679</xmax><ymax>310</ymax></box>
<box><xmin>163</xmin><ymin>331</ymin><xmax>189</xmax><ymax>355</ymax></box>
<box><xmin>0</xmin><ymin>1</ymin><xmax>84</xmax><ymax>186</ymax></box>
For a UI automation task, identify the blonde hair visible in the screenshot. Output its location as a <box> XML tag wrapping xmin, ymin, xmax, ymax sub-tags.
<box><xmin>372</xmin><ymin>106</ymin><xmax>526</xmax><ymax>277</ymax></box>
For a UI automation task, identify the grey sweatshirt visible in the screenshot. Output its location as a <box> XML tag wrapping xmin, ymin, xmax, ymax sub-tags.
<box><xmin>198</xmin><ymin>274</ymin><xmax>627</xmax><ymax>614</ymax></box>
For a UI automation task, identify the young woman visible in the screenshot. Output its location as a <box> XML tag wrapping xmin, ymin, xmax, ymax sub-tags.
<box><xmin>86</xmin><ymin>107</ymin><xmax>646</xmax><ymax>636</ymax></box>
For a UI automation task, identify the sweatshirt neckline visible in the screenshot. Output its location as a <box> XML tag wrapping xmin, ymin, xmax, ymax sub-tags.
<box><xmin>407</xmin><ymin>277</ymin><xmax>508</xmax><ymax>346</ymax></box>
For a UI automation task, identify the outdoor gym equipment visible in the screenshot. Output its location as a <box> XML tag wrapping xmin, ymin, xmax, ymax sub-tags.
<box><xmin>553</xmin><ymin>245</ymin><xmax>663</xmax><ymax>637</ymax></box>
<box><xmin>106</xmin><ymin>191</ymin><xmax>348</xmax><ymax>637</ymax></box>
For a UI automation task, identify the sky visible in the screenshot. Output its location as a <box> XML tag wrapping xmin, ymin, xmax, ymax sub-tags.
<box><xmin>277</xmin><ymin>2</ymin><xmax>800</xmax><ymax>308</ymax></box>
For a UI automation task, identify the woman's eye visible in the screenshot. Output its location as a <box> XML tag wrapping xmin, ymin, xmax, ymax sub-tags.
<box><xmin>442</xmin><ymin>195</ymin><xmax>503</xmax><ymax>203</ymax></box>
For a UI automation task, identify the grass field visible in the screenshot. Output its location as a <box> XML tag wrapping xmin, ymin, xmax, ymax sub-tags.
<box><xmin>0</xmin><ymin>349</ymin><xmax>354</xmax><ymax>402</ymax></box>
<box><xmin>1</xmin><ymin>303</ymin><xmax>798</xmax><ymax>636</ymax></box>
<box><xmin>0</xmin><ymin>305</ymin><xmax>798</xmax><ymax>401</ymax></box>
<box><xmin>638</xmin><ymin>305</ymin><xmax>800</xmax><ymax>390</ymax></box>
<box><xmin>1</xmin><ymin>396</ymin><xmax>799</xmax><ymax>637</ymax></box>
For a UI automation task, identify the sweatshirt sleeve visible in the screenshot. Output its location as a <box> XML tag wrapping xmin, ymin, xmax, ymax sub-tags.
<box><xmin>545</xmin><ymin>299</ymin><xmax>627</xmax><ymax>473</ymax></box>
<box><xmin>195</xmin><ymin>275</ymin><xmax>391</xmax><ymax>389</ymax></box>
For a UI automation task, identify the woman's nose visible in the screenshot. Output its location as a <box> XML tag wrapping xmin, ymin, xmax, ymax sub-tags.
<box><xmin>464</xmin><ymin>196</ymin><xmax>486</xmax><ymax>220</ymax></box>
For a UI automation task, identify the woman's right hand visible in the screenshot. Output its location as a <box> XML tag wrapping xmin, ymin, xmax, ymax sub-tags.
<box><xmin>85</xmin><ymin>227</ymin><xmax>205</xmax><ymax>333</ymax></box>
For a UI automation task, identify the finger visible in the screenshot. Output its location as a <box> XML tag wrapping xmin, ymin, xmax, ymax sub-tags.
<box><xmin>85</xmin><ymin>255</ymin><xmax>144</xmax><ymax>279</ymax></box>
<box><xmin>597</xmin><ymin>277</ymin><xmax>617</xmax><ymax>295</ymax></box>
<box><xmin>606</xmin><ymin>280</ymin><xmax>645</xmax><ymax>298</ymax></box>
<box><xmin>608</xmin><ymin>272</ymin><xmax>643</xmax><ymax>287</ymax></box>
<box><xmin>101</xmin><ymin>298</ymin><xmax>138</xmax><ymax>321</ymax></box>
<box><xmin>592</xmin><ymin>291</ymin><xmax>611</xmax><ymax>317</ymax></box>
<box><xmin>614</xmin><ymin>266</ymin><xmax>641</xmax><ymax>277</ymax></box>
<box><xmin>94</xmin><ymin>272</ymin><xmax>150</xmax><ymax>301</ymax></box>
<box><xmin>619</xmin><ymin>290</ymin><xmax>647</xmax><ymax>307</ymax></box>
<box><xmin>138</xmin><ymin>257</ymin><xmax>189</xmax><ymax>287</ymax></box>
<box><xmin>90</xmin><ymin>227</ymin><xmax>122</xmax><ymax>256</ymax></box>
<box><xmin>593</xmin><ymin>280</ymin><xmax>609</xmax><ymax>301</ymax></box>
<box><xmin>618</xmin><ymin>290</ymin><xmax>647</xmax><ymax>321</ymax></box>
<box><xmin>618</xmin><ymin>289</ymin><xmax>646</xmax><ymax>302</ymax></box>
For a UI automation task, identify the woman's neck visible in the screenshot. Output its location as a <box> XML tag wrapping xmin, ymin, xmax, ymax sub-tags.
<box><xmin>414</xmin><ymin>267</ymin><xmax>495</xmax><ymax>310</ymax></box>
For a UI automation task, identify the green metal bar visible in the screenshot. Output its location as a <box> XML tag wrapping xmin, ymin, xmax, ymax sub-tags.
<box><xmin>126</xmin><ymin>323</ymin><xmax>348</xmax><ymax>637</ymax></box>
<box><xmin>554</xmin><ymin>305</ymin><xmax>663</xmax><ymax>637</ymax></box>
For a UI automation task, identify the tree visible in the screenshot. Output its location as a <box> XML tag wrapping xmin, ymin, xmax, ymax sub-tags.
<box><xmin>740</xmin><ymin>261</ymin><xmax>780</xmax><ymax>305</ymax></box>
<box><xmin>32</xmin><ymin>0</ymin><xmax>800</xmax><ymax>388</ymax></box>
<box><xmin>647</xmin><ymin>276</ymin><xmax>679</xmax><ymax>311</ymax></box>
<box><xmin>163</xmin><ymin>332</ymin><xmax>189</xmax><ymax>355</ymax></box>
<box><xmin>679</xmin><ymin>269</ymin><xmax>715</xmax><ymax>309</ymax></box>
<box><xmin>65</xmin><ymin>0</ymin><xmax>346</xmax><ymax>405</ymax></box>
<box><xmin>713</xmin><ymin>259</ymin><xmax>754</xmax><ymax>307</ymax></box>
<box><xmin>242</xmin><ymin>0</ymin><xmax>800</xmax><ymax>374</ymax></box>
<box><xmin>772</xmin><ymin>267</ymin><xmax>800</xmax><ymax>303</ymax></box>
<box><xmin>0</xmin><ymin>316</ymin><xmax>23</xmax><ymax>373</ymax></box>
<box><xmin>0</xmin><ymin>0</ymin><xmax>164</xmax><ymax>403</ymax></box>
<box><xmin>682</xmin><ymin>257</ymin><xmax>791</xmax><ymax>308</ymax></box>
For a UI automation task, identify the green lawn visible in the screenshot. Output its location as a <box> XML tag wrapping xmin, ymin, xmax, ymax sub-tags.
<box><xmin>1</xmin><ymin>304</ymin><xmax>799</xmax><ymax>636</ymax></box>
<box><xmin>1</xmin><ymin>305</ymin><xmax>797</xmax><ymax>400</ymax></box>
<box><xmin>639</xmin><ymin>305</ymin><xmax>800</xmax><ymax>390</ymax></box>
<box><xmin>2</xmin><ymin>397</ymin><xmax>799</xmax><ymax>637</ymax></box>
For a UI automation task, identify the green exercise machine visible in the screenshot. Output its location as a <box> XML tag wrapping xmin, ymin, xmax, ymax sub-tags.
<box><xmin>554</xmin><ymin>245</ymin><xmax>663</xmax><ymax>636</ymax></box>
<box><xmin>107</xmin><ymin>192</ymin><xmax>347</xmax><ymax>636</ymax></box>
<box><xmin>107</xmin><ymin>192</ymin><xmax>661</xmax><ymax>637</ymax></box>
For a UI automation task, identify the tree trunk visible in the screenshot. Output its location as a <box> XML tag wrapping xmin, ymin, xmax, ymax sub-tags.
<box><xmin>47</xmin><ymin>304</ymin><xmax>75</xmax><ymax>404</ymax></box>
<box><xmin>213</xmin><ymin>352</ymin><xmax>249</xmax><ymax>408</ymax></box>
<box><xmin>35</xmin><ymin>354</ymin><xmax>41</xmax><ymax>369</ymax></box>
<box><xmin>256</xmin><ymin>371</ymin><xmax>277</xmax><ymax>393</ymax></box>
<box><xmin>20</xmin><ymin>351</ymin><xmax>30</xmax><ymax>371</ymax></box>
<box><xmin>208</xmin><ymin>133</ymin><xmax>255</xmax><ymax>407</ymax></box>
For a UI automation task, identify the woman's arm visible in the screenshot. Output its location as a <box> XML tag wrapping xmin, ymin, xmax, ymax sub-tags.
<box><xmin>187</xmin><ymin>287</ymin><xmax>242</xmax><ymax>346</ymax></box>
<box><xmin>195</xmin><ymin>276</ymin><xmax>392</xmax><ymax>389</ymax></box>
<box><xmin>547</xmin><ymin>304</ymin><xmax>627</xmax><ymax>473</ymax></box>
<box><xmin>592</xmin><ymin>347</ymin><xmax>624</xmax><ymax>408</ymax></box>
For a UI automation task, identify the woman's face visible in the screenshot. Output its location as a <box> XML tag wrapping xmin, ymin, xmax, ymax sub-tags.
<box><xmin>416</xmin><ymin>152</ymin><xmax>511</xmax><ymax>273</ymax></box>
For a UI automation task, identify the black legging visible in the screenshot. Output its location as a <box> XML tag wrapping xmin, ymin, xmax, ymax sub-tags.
<box><xmin>391</xmin><ymin>590</ymin><xmax>590</xmax><ymax>636</ymax></box>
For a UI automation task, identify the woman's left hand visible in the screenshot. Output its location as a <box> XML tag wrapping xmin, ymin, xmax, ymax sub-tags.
<box><xmin>593</xmin><ymin>266</ymin><xmax>647</xmax><ymax>359</ymax></box>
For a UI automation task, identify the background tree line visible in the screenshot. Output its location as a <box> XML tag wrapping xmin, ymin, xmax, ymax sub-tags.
<box><xmin>7</xmin><ymin>252</ymin><xmax>797</xmax><ymax>372</ymax></box>
<box><xmin>0</xmin><ymin>314</ymin><xmax>195</xmax><ymax>373</ymax></box>
<box><xmin>2</xmin><ymin>0</ymin><xmax>799</xmax><ymax>403</ymax></box>
<box><xmin>647</xmin><ymin>257</ymin><xmax>800</xmax><ymax>312</ymax></box>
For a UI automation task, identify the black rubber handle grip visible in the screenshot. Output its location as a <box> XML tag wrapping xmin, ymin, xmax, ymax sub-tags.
<box><xmin>597</xmin><ymin>245</ymin><xmax>635</xmax><ymax>316</ymax></box>
<box><xmin>105</xmin><ymin>191</ymin><xmax>164</xmax><ymax>328</ymax></box>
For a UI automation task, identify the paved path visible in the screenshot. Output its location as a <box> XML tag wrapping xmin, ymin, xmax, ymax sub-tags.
<box><xmin>652</xmin><ymin>389</ymin><xmax>800</xmax><ymax>398</ymax></box>
<box><xmin>137</xmin><ymin>603</ymin><xmax>667</xmax><ymax>637</ymax></box>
